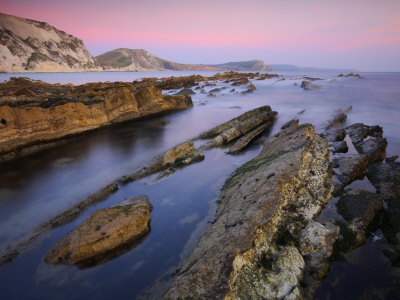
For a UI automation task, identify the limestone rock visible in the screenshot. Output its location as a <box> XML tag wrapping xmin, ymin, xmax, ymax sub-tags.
<box><xmin>198</xmin><ymin>105</ymin><xmax>277</xmax><ymax>149</ymax></box>
<box><xmin>45</xmin><ymin>195</ymin><xmax>152</xmax><ymax>265</ymax></box>
<box><xmin>0</xmin><ymin>13</ymin><xmax>101</xmax><ymax>72</ymax></box>
<box><xmin>0</xmin><ymin>78</ymin><xmax>193</xmax><ymax>161</ymax></box>
<box><xmin>119</xmin><ymin>141</ymin><xmax>204</xmax><ymax>184</ymax></box>
<box><xmin>164</xmin><ymin>123</ymin><xmax>332</xmax><ymax>299</ymax></box>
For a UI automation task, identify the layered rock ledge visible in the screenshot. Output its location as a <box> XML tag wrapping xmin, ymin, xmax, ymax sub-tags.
<box><xmin>164</xmin><ymin>122</ymin><xmax>332</xmax><ymax>299</ymax></box>
<box><xmin>0</xmin><ymin>77</ymin><xmax>193</xmax><ymax>161</ymax></box>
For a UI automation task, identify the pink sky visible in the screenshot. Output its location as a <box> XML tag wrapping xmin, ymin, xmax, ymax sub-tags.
<box><xmin>1</xmin><ymin>0</ymin><xmax>400</xmax><ymax>71</ymax></box>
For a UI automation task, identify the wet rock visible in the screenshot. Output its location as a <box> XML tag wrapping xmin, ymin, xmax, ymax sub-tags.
<box><xmin>281</xmin><ymin>119</ymin><xmax>299</xmax><ymax>130</ymax></box>
<box><xmin>331</xmin><ymin>140</ymin><xmax>348</xmax><ymax>153</ymax></box>
<box><xmin>247</xmin><ymin>83</ymin><xmax>256</xmax><ymax>90</ymax></box>
<box><xmin>45</xmin><ymin>195</ymin><xmax>153</xmax><ymax>265</ymax></box>
<box><xmin>345</xmin><ymin>105</ymin><xmax>352</xmax><ymax>112</ymax></box>
<box><xmin>164</xmin><ymin>123</ymin><xmax>332</xmax><ymax>299</ymax></box>
<box><xmin>257</xmin><ymin>73</ymin><xmax>279</xmax><ymax>80</ymax></box>
<box><xmin>208</xmin><ymin>93</ymin><xmax>216</xmax><ymax>97</ymax></box>
<box><xmin>297</xmin><ymin>109</ymin><xmax>305</xmax><ymax>115</ymax></box>
<box><xmin>231</xmin><ymin>77</ymin><xmax>249</xmax><ymax>86</ymax></box>
<box><xmin>336</xmin><ymin>189</ymin><xmax>383</xmax><ymax>245</ymax></box>
<box><xmin>301</xmin><ymin>80</ymin><xmax>321</xmax><ymax>90</ymax></box>
<box><xmin>303</xmin><ymin>77</ymin><xmax>323</xmax><ymax>81</ymax></box>
<box><xmin>198</xmin><ymin>105</ymin><xmax>277</xmax><ymax>150</ymax></box>
<box><xmin>344</xmin><ymin>72</ymin><xmax>363</xmax><ymax>78</ymax></box>
<box><xmin>229</xmin><ymin>88</ymin><xmax>236</xmax><ymax>92</ymax></box>
<box><xmin>228</xmin><ymin>120</ymin><xmax>274</xmax><ymax>153</ymax></box>
<box><xmin>332</xmin><ymin>153</ymin><xmax>369</xmax><ymax>195</ymax></box>
<box><xmin>367</xmin><ymin>161</ymin><xmax>400</xmax><ymax>200</ymax></box>
<box><xmin>320</xmin><ymin>128</ymin><xmax>346</xmax><ymax>142</ymax></box>
<box><xmin>205</xmin><ymin>82</ymin><xmax>217</xmax><ymax>87</ymax></box>
<box><xmin>119</xmin><ymin>141</ymin><xmax>204</xmax><ymax>184</ymax></box>
<box><xmin>346</xmin><ymin>123</ymin><xmax>387</xmax><ymax>163</ymax></box>
<box><xmin>386</xmin><ymin>155</ymin><xmax>399</xmax><ymax>163</ymax></box>
<box><xmin>173</xmin><ymin>88</ymin><xmax>195</xmax><ymax>96</ymax></box>
<box><xmin>325</xmin><ymin>110</ymin><xmax>347</xmax><ymax>129</ymax></box>
<box><xmin>209</xmin><ymin>88</ymin><xmax>221</xmax><ymax>93</ymax></box>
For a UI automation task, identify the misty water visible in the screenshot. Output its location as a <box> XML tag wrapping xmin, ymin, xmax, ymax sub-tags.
<box><xmin>0</xmin><ymin>71</ymin><xmax>399</xmax><ymax>299</ymax></box>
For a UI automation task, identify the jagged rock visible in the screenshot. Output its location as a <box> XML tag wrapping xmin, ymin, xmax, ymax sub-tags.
<box><xmin>228</xmin><ymin>120</ymin><xmax>274</xmax><ymax>153</ymax></box>
<box><xmin>303</xmin><ymin>77</ymin><xmax>323</xmax><ymax>81</ymax></box>
<box><xmin>208</xmin><ymin>93</ymin><xmax>217</xmax><ymax>97</ymax></box>
<box><xmin>386</xmin><ymin>155</ymin><xmax>399</xmax><ymax>163</ymax></box>
<box><xmin>0</xmin><ymin>13</ymin><xmax>101</xmax><ymax>72</ymax></box>
<box><xmin>345</xmin><ymin>105</ymin><xmax>353</xmax><ymax>112</ymax></box>
<box><xmin>336</xmin><ymin>189</ymin><xmax>383</xmax><ymax>245</ymax></box>
<box><xmin>346</xmin><ymin>123</ymin><xmax>387</xmax><ymax>163</ymax></box>
<box><xmin>0</xmin><ymin>78</ymin><xmax>193</xmax><ymax>162</ymax></box>
<box><xmin>198</xmin><ymin>105</ymin><xmax>277</xmax><ymax>149</ymax></box>
<box><xmin>281</xmin><ymin>119</ymin><xmax>299</xmax><ymax>130</ymax></box>
<box><xmin>298</xmin><ymin>109</ymin><xmax>305</xmax><ymax>115</ymax></box>
<box><xmin>119</xmin><ymin>141</ymin><xmax>204</xmax><ymax>184</ymax></box>
<box><xmin>164</xmin><ymin>123</ymin><xmax>332</xmax><ymax>299</ymax></box>
<box><xmin>247</xmin><ymin>83</ymin><xmax>256</xmax><ymax>90</ymax></box>
<box><xmin>331</xmin><ymin>140</ymin><xmax>348</xmax><ymax>153</ymax></box>
<box><xmin>257</xmin><ymin>73</ymin><xmax>279</xmax><ymax>80</ymax></box>
<box><xmin>320</xmin><ymin>128</ymin><xmax>346</xmax><ymax>142</ymax></box>
<box><xmin>301</xmin><ymin>80</ymin><xmax>321</xmax><ymax>90</ymax></box>
<box><xmin>332</xmin><ymin>154</ymin><xmax>369</xmax><ymax>195</ymax></box>
<box><xmin>173</xmin><ymin>88</ymin><xmax>195</xmax><ymax>96</ymax></box>
<box><xmin>344</xmin><ymin>72</ymin><xmax>363</xmax><ymax>78</ymax></box>
<box><xmin>45</xmin><ymin>195</ymin><xmax>152</xmax><ymax>264</ymax></box>
<box><xmin>325</xmin><ymin>110</ymin><xmax>347</xmax><ymax>129</ymax></box>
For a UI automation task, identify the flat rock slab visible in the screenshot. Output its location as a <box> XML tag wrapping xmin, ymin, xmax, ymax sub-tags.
<box><xmin>164</xmin><ymin>123</ymin><xmax>332</xmax><ymax>299</ymax></box>
<box><xmin>45</xmin><ymin>195</ymin><xmax>152</xmax><ymax>265</ymax></box>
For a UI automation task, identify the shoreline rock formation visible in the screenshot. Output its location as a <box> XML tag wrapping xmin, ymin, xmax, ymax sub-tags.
<box><xmin>164</xmin><ymin>122</ymin><xmax>333</xmax><ymax>299</ymax></box>
<box><xmin>0</xmin><ymin>77</ymin><xmax>193</xmax><ymax>162</ymax></box>
<box><xmin>0</xmin><ymin>13</ymin><xmax>101</xmax><ymax>73</ymax></box>
<box><xmin>45</xmin><ymin>195</ymin><xmax>153</xmax><ymax>265</ymax></box>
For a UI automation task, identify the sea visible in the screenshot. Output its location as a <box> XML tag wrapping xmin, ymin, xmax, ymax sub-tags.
<box><xmin>0</xmin><ymin>70</ymin><xmax>399</xmax><ymax>299</ymax></box>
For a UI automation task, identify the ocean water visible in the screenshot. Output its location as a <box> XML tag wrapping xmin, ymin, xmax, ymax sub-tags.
<box><xmin>0</xmin><ymin>71</ymin><xmax>399</xmax><ymax>299</ymax></box>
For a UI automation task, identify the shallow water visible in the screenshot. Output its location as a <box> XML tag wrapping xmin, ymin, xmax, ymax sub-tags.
<box><xmin>0</xmin><ymin>71</ymin><xmax>399</xmax><ymax>299</ymax></box>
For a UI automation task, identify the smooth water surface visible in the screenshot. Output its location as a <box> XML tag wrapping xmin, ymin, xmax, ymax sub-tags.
<box><xmin>0</xmin><ymin>71</ymin><xmax>399</xmax><ymax>299</ymax></box>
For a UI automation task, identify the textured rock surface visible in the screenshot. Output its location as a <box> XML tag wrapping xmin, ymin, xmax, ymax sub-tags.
<box><xmin>367</xmin><ymin>161</ymin><xmax>400</xmax><ymax>199</ymax></box>
<box><xmin>119</xmin><ymin>141</ymin><xmax>204</xmax><ymax>183</ymax></box>
<box><xmin>337</xmin><ymin>189</ymin><xmax>383</xmax><ymax>245</ymax></box>
<box><xmin>0</xmin><ymin>78</ymin><xmax>193</xmax><ymax>161</ymax></box>
<box><xmin>164</xmin><ymin>123</ymin><xmax>332</xmax><ymax>299</ymax></box>
<box><xmin>0</xmin><ymin>13</ymin><xmax>101</xmax><ymax>72</ymax></box>
<box><xmin>301</xmin><ymin>80</ymin><xmax>321</xmax><ymax>90</ymax></box>
<box><xmin>346</xmin><ymin>123</ymin><xmax>387</xmax><ymax>163</ymax></box>
<box><xmin>45</xmin><ymin>195</ymin><xmax>152</xmax><ymax>264</ymax></box>
<box><xmin>198</xmin><ymin>105</ymin><xmax>277</xmax><ymax>149</ymax></box>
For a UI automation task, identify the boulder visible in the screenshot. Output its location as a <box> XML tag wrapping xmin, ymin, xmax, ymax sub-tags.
<box><xmin>331</xmin><ymin>140</ymin><xmax>348</xmax><ymax>153</ymax></box>
<box><xmin>367</xmin><ymin>161</ymin><xmax>400</xmax><ymax>200</ymax></box>
<box><xmin>45</xmin><ymin>195</ymin><xmax>153</xmax><ymax>265</ymax></box>
<box><xmin>320</xmin><ymin>128</ymin><xmax>346</xmax><ymax>142</ymax></box>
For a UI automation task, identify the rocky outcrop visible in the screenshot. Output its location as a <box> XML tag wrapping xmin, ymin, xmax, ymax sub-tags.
<box><xmin>0</xmin><ymin>77</ymin><xmax>193</xmax><ymax>161</ymax></box>
<box><xmin>164</xmin><ymin>123</ymin><xmax>332</xmax><ymax>299</ymax></box>
<box><xmin>198</xmin><ymin>105</ymin><xmax>277</xmax><ymax>150</ymax></box>
<box><xmin>45</xmin><ymin>195</ymin><xmax>152</xmax><ymax>265</ymax></box>
<box><xmin>119</xmin><ymin>141</ymin><xmax>204</xmax><ymax>183</ymax></box>
<box><xmin>0</xmin><ymin>13</ymin><xmax>101</xmax><ymax>72</ymax></box>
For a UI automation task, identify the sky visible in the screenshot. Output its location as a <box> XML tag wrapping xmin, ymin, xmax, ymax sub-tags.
<box><xmin>1</xmin><ymin>0</ymin><xmax>400</xmax><ymax>71</ymax></box>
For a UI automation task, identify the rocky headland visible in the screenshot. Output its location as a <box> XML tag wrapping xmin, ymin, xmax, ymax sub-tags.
<box><xmin>0</xmin><ymin>13</ymin><xmax>101</xmax><ymax>72</ymax></box>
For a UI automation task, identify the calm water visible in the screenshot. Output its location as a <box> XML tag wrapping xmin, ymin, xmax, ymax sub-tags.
<box><xmin>0</xmin><ymin>71</ymin><xmax>399</xmax><ymax>299</ymax></box>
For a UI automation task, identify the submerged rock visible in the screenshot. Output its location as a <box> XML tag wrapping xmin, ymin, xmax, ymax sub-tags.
<box><xmin>325</xmin><ymin>110</ymin><xmax>347</xmax><ymax>129</ymax></box>
<box><xmin>45</xmin><ymin>195</ymin><xmax>153</xmax><ymax>265</ymax></box>
<box><xmin>198</xmin><ymin>105</ymin><xmax>277</xmax><ymax>150</ymax></box>
<box><xmin>337</xmin><ymin>189</ymin><xmax>383</xmax><ymax>245</ymax></box>
<box><xmin>301</xmin><ymin>80</ymin><xmax>321</xmax><ymax>90</ymax></box>
<box><xmin>164</xmin><ymin>123</ymin><xmax>332</xmax><ymax>299</ymax></box>
<box><xmin>120</xmin><ymin>141</ymin><xmax>204</xmax><ymax>184</ymax></box>
<box><xmin>231</xmin><ymin>77</ymin><xmax>249</xmax><ymax>86</ymax></box>
<box><xmin>173</xmin><ymin>88</ymin><xmax>195</xmax><ymax>96</ymax></box>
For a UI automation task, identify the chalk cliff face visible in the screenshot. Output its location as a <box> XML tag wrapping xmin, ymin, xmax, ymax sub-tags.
<box><xmin>0</xmin><ymin>77</ymin><xmax>193</xmax><ymax>161</ymax></box>
<box><xmin>0</xmin><ymin>13</ymin><xmax>101</xmax><ymax>72</ymax></box>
